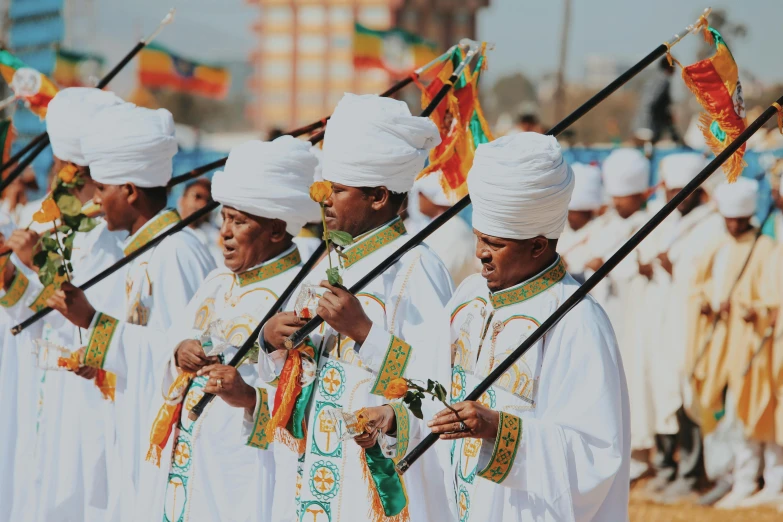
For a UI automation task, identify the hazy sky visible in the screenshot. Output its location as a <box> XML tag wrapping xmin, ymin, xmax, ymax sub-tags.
<box><xmin>87</xmin><ymin>0</ymin><xmax>782</xmax><ymax>96</ymax></box>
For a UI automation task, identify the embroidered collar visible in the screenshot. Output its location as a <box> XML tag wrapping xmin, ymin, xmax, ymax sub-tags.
<box><xmin>236</xmin><ymin>247</ymin><xmax>301</xmax><ymax>287</ymax></box>
<box><xmin>123</xmin><ymin>209</ymin><xmax>181</xmax><ymax>256</ymax></box>
<box><xmin>490</xmin><ymin>257</ymin><xmax>567</xmax><ymax>309</ymax></box>
<box><xmin>342</xmin><ymin>217</ymin><xmax>406</xmax><ymax>269</ymax></box>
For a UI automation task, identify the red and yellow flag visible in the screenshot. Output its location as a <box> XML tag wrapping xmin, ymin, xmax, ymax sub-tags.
<box><xmin>353</xmin><ymin>23</ymin><xmax>439</xmax><ymax>77</ymax></box>
<box><xmin>682</xmin><ymin>27</ymin><xmax>746</xmax><ymax>182</ymax></box>
<box><xmin>138</xmin><ymin>44</ymin><xmax>231</xmax><ymax>100</ymax></box>
<box><xmin>0</xmin><ymin>51</ymin><xmax>59</xmax><ymax>119</ymax></box>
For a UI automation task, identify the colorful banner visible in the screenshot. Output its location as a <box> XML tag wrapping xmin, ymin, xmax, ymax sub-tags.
<box><xmin>0</xmin><ymin>50</ymin><xmax>59</xmax><ymax>119</ymax></box>
<box><xmin>138</xmin><ymin>43</ymin><xmax>231</xmax><ymax>100</ymax></box>
<box><xmin>0</xmin><ymin>120</ymin><xmax>14</xmax><ymax>167</ymax></box>
<box><xmin>353</xmin><ymin>23</ymin><xmax>439</xmax><ymax>76</ymax></box>
<box><xmin>53</xmin><ymin>48</ymin><xmax>104</xmax><ymax>88</ymax></box>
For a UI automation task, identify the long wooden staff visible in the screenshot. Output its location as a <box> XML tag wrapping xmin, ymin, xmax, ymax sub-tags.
<box><xmin>0</xmin><ymin>9</ymin><xmax>177</xmax><ymax>190</ymax></box>
<box><xmin>166</xmin><ymin>44</ymin><xmax>460</xmax><ymax>188</ymax></box>
<box><xmin>397</xmin><ymin>96</ymin><xmax>783</xmax><ymax>473</ymax></box>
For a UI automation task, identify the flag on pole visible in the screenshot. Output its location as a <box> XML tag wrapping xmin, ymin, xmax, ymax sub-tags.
<box><xmin>415</xmin><ymin>44</ymin><xmax>494</xmax><ymax>200</ymax></box>
<box><xmin>53</xmin><ymin>49</ymin><xmax>105</xmax><ymax>88</ymax></box>
<box><xmin>0</xmin><ymin>119</ymin><xmax>14</xmax><ymax>167</ymax></box>
<box><xmin>0</xmin><ymin>51</ymin><xmax>59</xmax><ymax>119</ymax></box>
<box><xmin>138</xmin><ymin>43</ymin><xmax>231</xmax><ymax>100</ymax></box>
<box><xmin>353</xmin><ymin>23</ymin><xmax>439</xmax><ymax>76</ymax></box>
<box><xmin>681</xmin><ymin>27</ymin><xmax>747</xmax><ymax>182</ymax></box>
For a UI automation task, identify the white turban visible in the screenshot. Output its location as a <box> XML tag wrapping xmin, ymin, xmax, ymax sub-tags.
<box><xmin>715</xmin><ymin>177</ymin><xmax>758</xmax><ymax>218</ymax></box>
<box><xmin>468</xmin><ymin>132</ymin><xmax>574</xmax><ymax>240</ymax></box>
<box><xmin>321</xmin><ymin>93</ymin><xmax>440</xmax><ymax>193</ymax></box>
<box><xmin>659</xmin><ymin>153</ymin><xmax>710</xmax><ymax>190</ymax></box>
<box><xmin>46</xmin><ymin>88</ymin><xmax>127</xmax><ymax>166</ymax></box>
<box><xmin>568</xmin><ymin>163</ymin><xmax>604</xmax><ymax>211</ymax></box>
<box><xmin>81</xmin><ymin>104</ymin><xmax>178</xmax><ymax>187</ymax></box>
<box><xmin>211</xmin><ymin>136</ymin><xmax>320</xmax><ymax>235</ymax></box>
<box><xmin>415</xmin><ymin>171</ymin><xmax>451</xmax><ymax>206</ymax></box>
<box><xmin>602</xmin><ymin>148</ymin><xmax>650</xmax><ymax>197</ymax></box>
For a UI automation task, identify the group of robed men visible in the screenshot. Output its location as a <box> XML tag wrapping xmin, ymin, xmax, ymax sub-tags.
<box><xmin>0</xmin><ymin>87</ymin><xmax>634</xmax><ymax>522</ymax></box>
<box><xmin>559</xmin><ymin>148</ymin><xmax>783</xmax><ymax>509</ymax></box>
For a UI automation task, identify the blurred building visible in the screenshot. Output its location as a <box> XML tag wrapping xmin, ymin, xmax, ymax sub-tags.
<box><xmin>394</xmin><ymin>0</ymin><xmax>488</xmax><ymax>52</ymax></box>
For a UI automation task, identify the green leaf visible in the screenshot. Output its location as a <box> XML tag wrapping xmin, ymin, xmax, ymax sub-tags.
<box><xmin>56</xmin><ymin>194</ymin><xmax>82</xmax><ymax>217</ymax></box>
<box><xmin>57</xmin><ymin>225</ymin><xmax>71</xmax><ymax>234</ymax></box>
<box><xmin>33</xmin><ymin>250</ymin><xmax>48</xmax><ymax>269</ymax></box>
<box><xmin>63</xmin><ymin>247</ymin><xmax>72</xmax><ymax>261</ymax></box>
<box><xmin>63</xmin><ymin>232</ymin><xmax>76</xmax><ymax>250</ymax></box>
<box><xmin>47</xmin><ymin>251</ymin><xmax>62</xmax><ymax>262</ymax></box>
<box><xmin>328</xmin><ymin>230</ymin><xmax>353</xmax><ymax>248</ymax></box>
<box><xmin>57</xmin><ymin>265</ymin><xmax>67</xmax><ymax>277</ymax></box>
<box><xmin>77</xmin><ymin>217</ymin><xmax>98</xmax><ymax>233</ymax></box>
<box><xmin>403</xmin><ymin>390</ymin><xmax>417</xmax><ymax>403</ymax></box>
<box><xmin>409</xmin><ymin>397</ymin><xmax>423</xmax><ymax>420</ymax></box>
<box><xmin>427</xmin><ymin>379</ymin><xmax>435</xmax><ymax>393</ymax></box>
<box><xmin>326</xmin><ymin>267</ymin><xmax>342</xmax><ymax>286</ymax></box>
<box><xmin>434</xmin><ymin>383</ymin><xmax>447</xmax><ymax>402</ymax></box>
<box><xmin>62</xmin><ymin>214</ymin><xmax>82</xmax><ymax>230</ymax></box>
<box><xmin>41</xmin><ymin>237</ymin><xmax>58</xmax><ymax>251</ymax></box>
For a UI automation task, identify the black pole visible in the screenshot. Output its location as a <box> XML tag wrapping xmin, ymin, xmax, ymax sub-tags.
<box><xmin>167</xmin><ymin>158</ymin><xmax>228</xmax><ymax>188</ymax></box>
<box><xmin>396</xmin><ymin>95</ymin><xmax>783</xmax><ymax>474</ymax></box>
<box><xmin>96</xmin><ymin>41</ymin><xmax>145</xmax><ymax>89</ymax></box>
<box><xmin>11</xmin><ymin>202</ymin><xmax>218</xmax><ymax>335</ymax></box>
<box><xmin>0</xmin><ymin>133</ymin><xmax>49</xmax><ymax>174</ymax></box>
<box><xmin>187</xmin><ymin>242</ymin><xmax>327</xmax><ymax>420</ymax></box>
<box><xmin>0</xmin><ymin>138</ymin><xmax>50</xmax><ymax>193</ymax></box>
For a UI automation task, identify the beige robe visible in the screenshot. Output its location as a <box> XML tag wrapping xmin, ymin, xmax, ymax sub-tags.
<box><xmin>760</xmin><ymin>243</ymin><xmax>783</xmax><ymax>445</ymax></box>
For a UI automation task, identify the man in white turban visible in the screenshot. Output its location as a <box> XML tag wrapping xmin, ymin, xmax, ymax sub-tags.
<box><xmin>424</xmin><ymin>132</ymin><xmax>630</xmax><ymax>522</ymax></box>
<box><xmin>0</xmin><ymin>87</ymin><xmax>131</xmax><ymax>522</ymax></box>
<box><xmin>688</xmin><ymin>178</ymin><xmax>782</xmax><ymax>509</ymax></box>
<box><xmin>129</xmin><ymin>136</ymin><xmax>320</xmax><ymax>522</ymax></box>
<box><xmin>259</xmin><ymin>93</ymin><xmax>454</xmax><ymax>522</ymax></box>
<box><xmin>46</xmin><ymin>103</ymin><xmax>216</xmax><ymax>520</ymax></box>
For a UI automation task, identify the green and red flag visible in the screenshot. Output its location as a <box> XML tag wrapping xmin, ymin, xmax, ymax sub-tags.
<box><xmin>353</xmin><ymin>23</ymin><xmax>439</xmax><ymax>77</ymax></box>
<box><xmin>0</xmin><ymin>50</ymin><xmax>59</xmax><ymax>119</ymax></box>
<box><xmin>682</xmin><ymin>27</ymin><xmax>746</xmax><ymax>182</ymax></box>
<box><xmin>138</xmin><ymin>43</ymin><xmax>231</xmax><ymax>100</ymax></box>
<box><xmin>53</xmin><ymin>48</ymin><xmax>104</xmax><ymax>88</ymax></box>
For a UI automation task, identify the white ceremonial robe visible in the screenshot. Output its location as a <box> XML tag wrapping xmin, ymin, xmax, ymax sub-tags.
<box><xmin>78</xmin><ymin>209</ymin><xmax>215</xmax><ymax>519</ymax></box>
<box><xmin>446</xmin><ymin>260</ymin><xmax>630</xmax><ymax>522</ymax></box>
<box><xmin>257</xmin><ymin>217</ymin><xmax>454</xmax><ymax>522</ymax></box>
<box><xmin>190</xmin><ymin>221</ymin><xmax>225</xmax><ymax>268</ymax></box>
<box><xmin>406</xmin><ymin>214</ymin><xmax>479</xmax><ymax>286</ymax></box>
<box><xmin>557</xmin><ymin>212</ymin><xmax>610</xmax><ymax>279</ymax></box>
<box><xmin>136</xmin><ymin>246</ymin><xmax>305</xmax><ymax>522</ymax></box>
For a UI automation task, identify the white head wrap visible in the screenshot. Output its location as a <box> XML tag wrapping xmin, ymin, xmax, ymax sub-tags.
<box><xmin>81</xmin><ymin>104</ymin><xmax>178</xmax><ymax>187</ymax></box>
<box><xmin>415</xmin><ymin>172</ymin><xmax>451</xmax><ymax>206</ymax></box>
<box><xmin>659</xmin><ymin>153</ymin><xmax>710</xmax><ymax>190</ymax></box>
<box><xmin>715</xmin><ymin>177</ymin><xmax>758</xmax><ymax>218</ymax></box>
<box><xmin>211</xmin><ymin>136</ymin><xmax>320</xmax><ymax>235</ymax></box>
<box><xmin>602</xmin><ymin>148</ymin><xmax>650</xmax><ymax>197</ymax></box>
<box><xmin>568</xmin><ymin>163</ymin><xmax>604</xmax><ymax>211</ymax></box>
<box><xmin>321</xmin><ymin>94</ymin><xmax>440</xmax><ymax>193</ymax></box>
<box><xmin>468</xmin><ymin>133</ymin><xmax>574</xmax><ymax>240</ymax></box>
<box><xmin>46</xmin><ymin>88</ymin><xmax>127</xmax><ymax>166</ymax></box>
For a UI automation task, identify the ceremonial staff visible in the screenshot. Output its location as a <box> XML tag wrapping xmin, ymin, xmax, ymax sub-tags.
<box><xmin>283</xmin><ymin>9</ymin><xmax>711</xmax><ymax>351</ymax></box>
<box><xmin>397</xmin><ymin>96</ymin><xmax>783</xmax><ymax>474</ymax></box>
<box><xmin>0</xmin><ymin>9</ymin><xmax>177</xmax><ymax>191</ymax></box>
<box><xmin>167</xmin><ymin>45</ymin><xmax>459</xmax><ymax>188</ymax></box>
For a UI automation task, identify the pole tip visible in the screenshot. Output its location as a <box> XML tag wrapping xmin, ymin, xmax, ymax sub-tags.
<box><xmin>284</xmin><ymin>337</ymin><xmax>294</xmax><ymax>350</ymax></box>
<box><xmin>11</xmin><ymin>325</ymin><xmax>21</xmax><ymax>336</ymax></box>
<box><xmin>188</xmin><ymin>410</ymin><xmax>199</xmax><ymax>421</ymax></box>
<box><xmin>161</xmin><ymin>8</ymin><xmax>176</xmax><ymax>26</ymax></box>
<box><xmin>395</xmin><ymin>460</ymin><xmax>410</xmax><ymax>475</ymax></box>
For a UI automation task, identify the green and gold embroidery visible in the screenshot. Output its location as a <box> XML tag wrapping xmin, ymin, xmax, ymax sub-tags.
<box><xmin>369</xmin><ymin>335</ymin><xmax>411</xmax><ymax>396</ymax></box>
<box><xmin>237</xmin><ymin>248</ymin><xmax>301</xmax><ymax>287</ymax></box>
<box><xmin>389</xmin><ymin>401</ymin><xmax>410</xmax><ymax>462</ymax></box>
<box><xmin>123</xmin><ymin>209</ymin><xmax>181</xmax><ymax>256</ymax></box>
<box><xmin>343</xmin><ymin>218</ymin><xmax>406</xmax><ymax>269</ymax></box>
<box><xmin>84</xmin><ymin>313</ymin><xmax>119</xmax><ymax>369</ymax></box>
<box><xmin>0</xmin><ymin>268</ymin><xmax>29</xmax><ymax>308</ymax></box>
<box><xmin>246</xmin><ymin>387</ymin><xmax>272</xmax><ymax>449</ymax></box>
<box><xmin>477</xmin><ymin>411</ymin><xmax>522</xmax><ymax>484</ymax></box>
<box><xmin>491</xmin><ymin>258</ymin><xmax>566</xmax><ymax>309</ymax></box>
<box><xmin>28</xmin><ymin>273</ymin><xmax>67</xmax><ymax>313</ymax></box>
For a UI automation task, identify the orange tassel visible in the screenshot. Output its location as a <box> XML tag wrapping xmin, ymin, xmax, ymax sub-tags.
<box><xmin>145</xmin><ymin>372</ymin><xmax>192</xmax><ymax>467</ymax></box>
<box><xmin>265</xmin><ymin>350</ymin><xmax>302</xmax><ymax>445</ymax></box>
<box><xmin>773</xmin><ymin>102</ymin><xmax>783</xmax><ymax>135</ymax></box>
<box><xmin>95</xmin><ymin>370</ymin><xmax>116</xmax><ymax>402</ymax></box>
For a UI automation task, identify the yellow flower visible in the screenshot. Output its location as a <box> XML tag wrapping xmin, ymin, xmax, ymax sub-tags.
<box><xmin>32</xmin><ymin>198</ymin><xmax>61</xmax><ymax>224</ymax></box>
<box><xmin>384</xmin><ymin>378</ymin><xmax>409</xmax><ymax>400</ymax></box>
<box><xmin>309</xmin><ymin>180</ymin><xmax>333</xmax><ymax>204</ymax></box>
<box><xmin>57</xmin><ymin>165</ymin><xmax>78</xmax><ymax>184</ymax></box>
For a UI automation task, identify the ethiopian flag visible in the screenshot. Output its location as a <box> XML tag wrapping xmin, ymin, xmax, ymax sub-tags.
<box><xmin>138</xmin><ymin>43</ymin><xmax>231</xmax><ymax>100</ymax></box>
<box><xmin>682</xmin><ymin>27</ymin><xmax>747</xmax><ymax>182</ymax></box>
<box><xmin>54</xmin><ymin>49</ymin><xmax>104</xmax><ymax>88</ymax></box>
<box><xmin>353</xmin><ymin>23</ymin><xmax>439</xmax><ymax>76</ymax></box>
<box><xmin>0</xmin><ymin>119</ymin><xmax>14</xmax><ymax>166</ymax></box>
<box><xmin>0</xmin><ymin>51</ymin><xmax>58</xmax><ymax>119</ymax></box>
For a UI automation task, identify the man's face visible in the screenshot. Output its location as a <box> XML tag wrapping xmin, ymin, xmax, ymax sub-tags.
<box><xmin>93</xmin><ymin>183</ymin><xmax>132</xmax><ymax>231</ymax></box>
<box><xmin>180</xmin><ymin>183</ymin><xmax>212</xmax><ymax>223</ymax></box>
<box><xmin>567</xmin><ymin>210</ymin><xmax>593</xmax><ymax>231</ymax></box>
<box><xmin>612</xmin><ymin>194</ymin><xmax>644</xmax><ymax>219</ymax></box>
<box><xmin>665</xmin><ymin>187</ymin><xmax>704</xmax><ymax>216</ymax></box>
<box><xmin>474</xmin><ymin>229</ymin><xmax>549</xmax><ymax>292</ymax></box>
<box><xmin>220</xmin><ymin>206</ymin><xmax>283</xmax><ymax>273</ymax></box>
<box><xmin>724</xmin><ymin>216</ymin><xmax>753</xmax><ymax>238</ymax></box>
<box><xmin>323</xmin><ymin>183</ymin><xmax>376</xmax><ymax>237</ymax></box>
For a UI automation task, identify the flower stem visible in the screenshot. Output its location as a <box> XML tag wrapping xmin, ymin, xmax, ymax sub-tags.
<box><xmin>320</xmin><ymin>204</ymin><xmax>333</xmax><ymax>271</ymax></box>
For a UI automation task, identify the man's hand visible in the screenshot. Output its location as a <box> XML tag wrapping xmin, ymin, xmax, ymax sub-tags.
<box><xmin>657</xmin><ymin>252</ymin><xmax>673</xmax><ymax>276</ymax></box>
<box><xmin>317</xmin><ymin>281</ymin><xmax>372</xmax><ymax>344</ymax></box>
<box><xmin>175</xmin><ymin>340</ymin><xmax>218</xmax><ymax>373</ymax></box>
<box><xmin>354</xmin><ymin>405</ymin><xmax>397</xmax><ymax>449</ymax></box>
<box><xmin>46</xmin><ymin>282</ymin><xmax>96</xmax><ymax>329</ymax></box>
<box><xmin>428</xmin><ymin>401</ymin><xmax>500</xmax><ymax>441</ymax></box>
<box><xmin>263</xmin><ymin>312</ymin><xmax>306</xmax><ymax>351</ymax></box>
<box><xmin>585</xmin><ymin>257</ymin><xmax>603</xmax><ymax>272</ymax></box>
<box><xmin>743</xmin><ymin>308</ymin><xmax>758</xmax><ymax>324</ymax></box>
<box><xmin>638</xmin><ymin>262</ymin><xmax>654</xmax><ymax>280</ymax></box>
<box><xmin>6</xmin><ymin>229</ymin><xmax>40</xmax><ymax>271</ymax></box>
<box><xmin>199</xmin><ymin>364</ymin><xmax>256</xmax><ymax>411</ymax></box>
<box><xmin>700</xmin><ymin>303</ymin><xmax>713</xmax><ymax>316</ymax></box>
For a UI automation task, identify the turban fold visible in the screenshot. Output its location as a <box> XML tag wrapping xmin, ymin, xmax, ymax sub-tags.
<box><xmin>602</xmin><ymin>148</ymin><xmax>650</xmax><ymax>197</ymax></box>
<box><xmin>414</xmin><ymin>172</ymin><xmax>451</xmax><ymax>206</ymax></box>
<box><xmin>715</xmin><ymin>177</ymin><xmax>758</xmax><ymax>218</ymax></box>
<box><xmin>81</xmin><ymin>104</ymin><xmax>178</xmax><ymax>188</ymax></box>
<box><xmin>212</xmin><ymin>136</ymin><xmax>320</xmax><ymax>235</ymax></box>
<box><xmin>321</xmin><ymin>94</ymin><xmax>440</xmax><ymax>193</ymax></box>
<box><xmin>468</xmin><ymin>133</ymin><xmax>574</xmax><ymax>240</ymax></box>
<box><xmin>568</xmin><ymin>163</ymin><xmax>604</xmax><ymax>211</ymax></box>
<box><xmin>659</xmin><ymin>153</ymin><xmax>711</xmax><ymax>190</ymax></box>
<box><xmin>46</xmin><ymin>88</ymin><xmax>127</xmax><ymax>166</ymax></box>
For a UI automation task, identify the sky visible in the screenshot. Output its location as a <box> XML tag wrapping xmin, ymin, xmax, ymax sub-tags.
<box><xmin>85</xmin><ymin>0</ymin><xmax>783</xmax><ymax>97</ymax></box>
